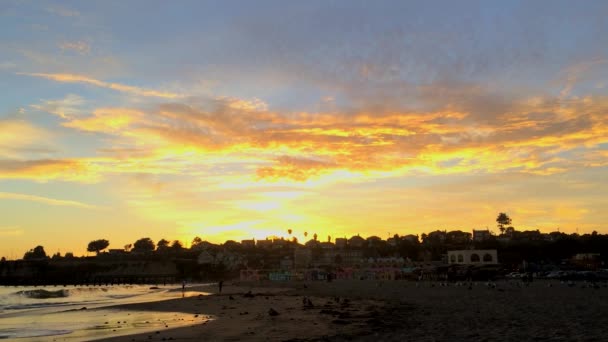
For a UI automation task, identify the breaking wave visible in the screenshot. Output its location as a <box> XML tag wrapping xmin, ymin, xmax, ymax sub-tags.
<box><xmin>15</xmin><ymin>289</ymin><xmax>69</xmax><ymax>299</ymax></box>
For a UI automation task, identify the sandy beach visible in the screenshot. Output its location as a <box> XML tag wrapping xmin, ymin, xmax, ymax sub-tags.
<box><xmin>93</xmin><ymin>280</ymin><xmax>608</xmax><ymax>342</ymax></box>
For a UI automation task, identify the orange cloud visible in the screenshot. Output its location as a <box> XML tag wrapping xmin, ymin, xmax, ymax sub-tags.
<box><xmin>20</xmin><ymin>73</ymin><xmax>183</xmax><ymax>99</ymax></box>
<box><xmin>0</xmin><ymin>159</ymin><xmax>97</xmax><ymax>182</ymax></box>
<box><xmin>16</xmin><ymin>87</ymin><xmax>608</xmax><ymax>183</ymax></box>
<box><xmin>63</xmin><ymin>107</ymin><xmax>145</xmax><ymax>133</ymax></box>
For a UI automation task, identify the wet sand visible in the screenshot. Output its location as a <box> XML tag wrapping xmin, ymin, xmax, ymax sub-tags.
<box><xmin>95</xmin><ymin>280</ymin><xmax>608</xmax><ymax>341</ymax></box>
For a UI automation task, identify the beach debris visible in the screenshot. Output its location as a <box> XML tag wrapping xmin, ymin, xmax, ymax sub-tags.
<box><xmin>268</xmin><ymin>308</ymin><xmax>280</xmax><ymax>316</ymax></box>
<box><xmin>194</xmin><ymin>314</ymin><xmax>199</xmax><ymax>318</ymax></box>
<box><xmin>244</xmin><ymin>290</ymin><xmax>255</xmax><ymax>298</ymax></box>
<box><xmin>80</xmin><ymin>307</ymin><xmax>87</xmax><ymax>310</ymax></box>
<box><xmin>302</xmin><ymin>297</ymin><xmax>313</xmax><ymax>308</ymax></box>
<box><xmin>229</xmin><ymin>295</ymin><xmax>235</xmax><ymax>300</ymax></box>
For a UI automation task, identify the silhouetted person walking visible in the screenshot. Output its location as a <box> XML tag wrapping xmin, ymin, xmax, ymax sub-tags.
<box><xmin>218</xmin><ymin>280</ymin><xmax>224</xmax><ymax>294</ymax></box>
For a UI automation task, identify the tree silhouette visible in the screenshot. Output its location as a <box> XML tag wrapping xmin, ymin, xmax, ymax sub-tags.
<box><xmin>156</xmin><ymin>239</ymin><xmax>170</xmax><ymax>253</ymax></box>
<box><xmin>87</xmin><ymin>239</ymin><xmax>109</xmax><ymax>254</ymax></box>
<box><xmin>328</xmin><ymin>235</ymin><xmax>331</xmax><ymax>243</ymax></box>
<box><xmin>304</xmin><ymin>232</ymin><xmax>308</xmax><ymax>239</ymax></box>
<box><xmin>496</xmin><ymin>213</ymin><xmax>512</xmax><ymax>235</ymax></box>
<box><xmin>191</xmin><ymin>236</ymin><xmax>203</xmax><ymax>249</ymax></box>
<box><xmin>313</xmin><ymin>233</ymin><xmax>318</xmax><ymax>241</ymax></box>
<box><xmin>133</xmin><ymin>238</ymin><xmax>155</xmax><ymax>253</ymax></box>
<box><xmin>287</xmin><ymin>229</ymin><xmax>292</xmax><ymax>236</ymax></box>
<box><xmin>171</xmin><ymin>240</ymin><xmax>184</xmax><ymax>252</ymax></box>
<box><xmin>24</xmin><ymin>245</ymin><xmax>47</xmax><ymax>260</ymax></box>
<box><xmin>124</xmin><ymin>244</ymin><xmax>132</xmax><ymax>252</ymax></box>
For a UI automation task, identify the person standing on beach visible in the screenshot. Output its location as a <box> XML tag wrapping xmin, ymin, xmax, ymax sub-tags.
<box><xmin>218</xmin><ymin>280</ymin><xmax>224</xmax><ymax>294</ymax></box>
<box><xmin>182</xmin><ymin>280</ymin><xmax>186</xmax><ymax>297</ymax></box>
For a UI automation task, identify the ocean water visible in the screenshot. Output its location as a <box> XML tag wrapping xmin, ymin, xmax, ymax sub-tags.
<box><xmin>0</xmin><ymin>284</ymin><xmax>212</xmax><ymax>340</ymax></box>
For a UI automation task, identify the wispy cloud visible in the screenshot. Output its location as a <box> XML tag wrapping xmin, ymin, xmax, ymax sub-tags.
<box><xmin>30</xmin><ymin>94</ymin><xmax>85</xmax><ymax>119</ymax></box>
<box><xmin>0</xmin><ymin>61</ymin><xmax>17</xmax><ymax>70</ymax></box>
<box><xmin>59</xmin><ymin>41</ymin><xmax>91</xmax><ymax>55</ymax></box>
<box><xmin>0</xmin><ymin>192</ymin><xmax>102</xmax><ymax>210</ymax></box>
<box><xmin>0</xmin><ymin>227</ymin><xmax>23</xmax><ymax>237</ymax></box>
<box><xmin>0</xmin><ymin>119</ymin><xmax>53</xmax><ymax>158</ymax></box>
<box><xmin>558</xmin><ymin>58</ymin><xmax>608</xmax><ymax>97</ymax></box>
<box><xmin>0</xmin><ymin>159</ymin><xmax>97</xmax><ymax>183</ymax></box>
<box><xmin>19</xmin><ymin>73</ymin><xmax>183</xmax><ymax>99</ymax></box>
<box><xmin>46</xmin><ymin>6</ymin><xmax>80</xmax><ymax>17</ymax></box>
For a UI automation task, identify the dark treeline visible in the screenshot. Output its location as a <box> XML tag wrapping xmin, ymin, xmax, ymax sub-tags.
<box><xmin>2</xmin><ymin>213</ymin><xmax>606</xmax><ymax>285</ymax></box>
<box><xmin>7</xmin><ymin>213</ymin><xmax>608</xmax><ymax>267</ymax></box>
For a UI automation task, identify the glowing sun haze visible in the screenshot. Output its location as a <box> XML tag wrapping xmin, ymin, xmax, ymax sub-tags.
<box><xmin>1</xmin><ymin>1</ymin><xmax>608</xmax><ymax>257</ymax></box>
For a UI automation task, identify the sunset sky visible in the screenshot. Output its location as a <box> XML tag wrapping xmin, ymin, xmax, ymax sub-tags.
<box><xmin>1</xmin><ymin>1</ymin><xmax>607</xmax><ymax>258</ymax></box>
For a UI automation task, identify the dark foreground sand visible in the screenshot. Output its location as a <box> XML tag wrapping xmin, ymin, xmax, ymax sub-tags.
<box><xmin>96</xmin><ymin>280</ymin><xmax>608</xmax><ymax>342</ymax></box>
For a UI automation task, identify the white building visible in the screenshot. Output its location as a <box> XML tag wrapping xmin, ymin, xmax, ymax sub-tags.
<box><xmin>447</xmin><ymin>249</ymin><xmax>498</xmax><ymax>265</ymax></box>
